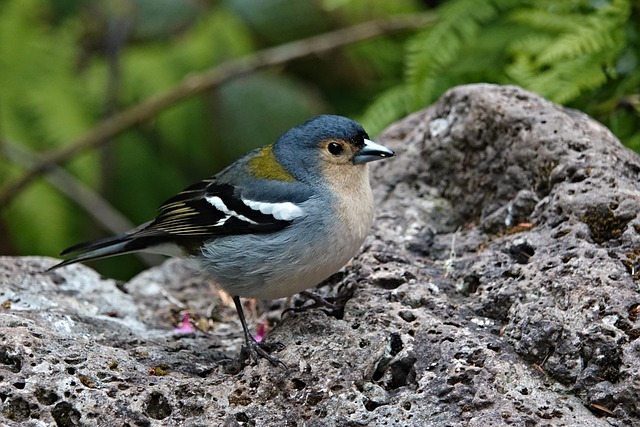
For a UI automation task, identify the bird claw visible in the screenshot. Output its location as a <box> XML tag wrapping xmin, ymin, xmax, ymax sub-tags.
<box><xmin>283</xmin><ymin>287</ymin><xmax>355</xmax><ymax>319</ymax></box>
<box><xmin>231</xmin><ymin>295</ymin><xmax>287</xmax><ymax>369</ymax></box>
<box><xmin>241</xmin><ymin>340</ymin><xmax>287</xmax><ymax>369</ymax></box>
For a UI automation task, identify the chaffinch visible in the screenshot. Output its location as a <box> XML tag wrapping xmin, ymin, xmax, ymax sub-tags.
<box><xmin>49</xmin><ymin>115</ymin><xmax>395</xmax><ymax>366</ymax></box>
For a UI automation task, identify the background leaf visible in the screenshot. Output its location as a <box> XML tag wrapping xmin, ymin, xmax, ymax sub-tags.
<box><xmin>0</xmin><ymin>0</ymin><xmax>638</xmax><ymax>279</ymax></box>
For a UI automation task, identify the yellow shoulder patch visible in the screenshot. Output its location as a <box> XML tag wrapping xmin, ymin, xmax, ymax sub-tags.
<box><xmin>248</xmin><ymin>144</ymin><xmax>297</xmax><ymax>182</ymax></box>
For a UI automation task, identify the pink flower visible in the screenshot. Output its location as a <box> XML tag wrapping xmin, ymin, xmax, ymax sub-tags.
<box><xmin>174</xmin><ymin>312</ymin><xmax>196</xmax><ymax>334</ymax></box>
<box><xmin>255</xmin><ymin>323</ymin><xmax>266</xmax><ymax>343</ymax></box>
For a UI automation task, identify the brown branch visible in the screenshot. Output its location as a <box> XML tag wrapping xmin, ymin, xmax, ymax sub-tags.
<box><xmin>2</xmin><ymin>140</ymin><xmax>160</xmax><ymax>266</ymax></box>
<box><xmin>3</xmin><ymin>141</ymin><xmax>134</xmax><ymax>233</ymax></box>
<box><xmin>0</xmin><ymin>13</ymin><xmax>435</xmax><ymax>209</ymax></box>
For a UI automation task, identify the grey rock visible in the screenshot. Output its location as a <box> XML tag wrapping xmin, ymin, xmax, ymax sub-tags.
<box><xmin>2</xmin><ymin>84</ymin><xmax>639</xmax><ymax>426</ymax></box>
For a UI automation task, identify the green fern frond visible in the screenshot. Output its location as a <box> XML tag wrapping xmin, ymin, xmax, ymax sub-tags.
<box><xmin>510</xmin><ymin>0</ymin><xmax>630</xmax><ymax>66</ymax></box>
<box><xmin>537</xmin><ymin>28</ymin><xmax>618</xmax><ymax>65</ymax></box>
<box><xmin>504</xmin><ymin>0</ymin><xmax>630</xmax><ymax>104</ymax></box>
<box><xmin>361</xmin><ymin>0</ymin><xmax>634</xmax><ymax>136</ymax></box>
<box><xmin>505</xmin><ymin>55</ymin><xmax>536</xmax><ymax>84</ymax></box>
<box><xmin>512</xmin><ymin>54</ymin><xmax>609</xmax><ymax>104</ymax></box>
<box><xmin>406</xmin><ymin>0</ymin><xmax>523</xmax><ymax>91</ymax></box>
<box><xmin>507</xmin><ymin>34</ymin><xmax>556</xmax><ymax>57</ymax></box>
<box><xmin>321</xmin><ymin>0</ymin><xmax>419</xmax><ymax>19</ymax></box>
<box><xmin>360</xmin><ymin>85</ymin><xmax>412</xmax><ymax>136</ymax></box>
<box><xmin>509</xmin><ymin>8</ymin><xmax>582</xmax><ymax>33</ymax></box>
<box><xmin>537</xmin><ymin>10</ymin><xmax>629</xmax><ymax>65</ymax></box>
<box><xmin>0</xmin><ymin>1</ymin><xmax>96</xmax><ymax>150</ymax></box>
<box><xmin>407</xmin><ymin>0</ymin><xmax>501</xmax><ymax>84</ymax></box>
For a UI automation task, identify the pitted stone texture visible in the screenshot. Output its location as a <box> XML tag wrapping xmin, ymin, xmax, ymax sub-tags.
<box><xmin>2</xmin><ymin>84</ymin><xmax>638</xmax><ymax>426</ymax></box>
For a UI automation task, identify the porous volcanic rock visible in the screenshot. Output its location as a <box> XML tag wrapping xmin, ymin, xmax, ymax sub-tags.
<box><xmin>1</xmin><ymin>84</ymin><xmax>639</xmax><ymax>426</ymax></box>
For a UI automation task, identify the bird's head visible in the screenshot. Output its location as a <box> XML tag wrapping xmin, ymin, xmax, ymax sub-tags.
<box><xmin>271</xmin><ymin>115</ymin><xmax>395</xmax><ymax>183</ymax></box>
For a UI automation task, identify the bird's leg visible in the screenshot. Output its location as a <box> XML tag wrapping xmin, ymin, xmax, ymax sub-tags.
<box><xmin>282</xmin><ymin>285</ymin><xmax>356</xmax><ymax>319</ymax></box>
<box><xmin>233</xmin><ymin>296</ymin><xmax>286</xmax><ymax>368</ymax></box>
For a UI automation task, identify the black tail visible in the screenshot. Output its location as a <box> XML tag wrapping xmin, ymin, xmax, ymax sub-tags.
<box><xmin>48</xmin><ymin>233</ymin><xmax>136</xmax><ymax>271</ymax></box>
<box><xmin>47</xmin><ymin>221</ymin><xmax>175</xmax><ymax>271</ymax></box>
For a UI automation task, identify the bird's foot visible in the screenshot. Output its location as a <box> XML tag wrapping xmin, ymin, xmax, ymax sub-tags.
<box><xmin>230</xmin><ymin>296</ymin><xmax>288</xmax><ymax>370</ymax></box>
<box><xmin>241</xmin><ymin>339</ymin><xmax>287</xmax><ymax>368</ymax></box>
<box><xmin>283</xmin><ymin>286</ymin><xmax>355</xmax><ymax>319</ymax></box>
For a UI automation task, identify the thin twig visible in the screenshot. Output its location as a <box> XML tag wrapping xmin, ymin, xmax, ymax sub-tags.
<box><xmin>0</xmin><ymin>13</ymin><xmax>435</xmax><ymax>208</ymax></box>
<box><xmin>2</xmin><ymin>140</ymin><xmax>160</xmax><ymax>266</ymax></box>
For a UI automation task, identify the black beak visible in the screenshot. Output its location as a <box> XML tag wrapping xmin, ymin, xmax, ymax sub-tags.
<box><xmin>353</xmin><ymin>139</ymin><xmax>395</xmax><ymax>164</ymax></box>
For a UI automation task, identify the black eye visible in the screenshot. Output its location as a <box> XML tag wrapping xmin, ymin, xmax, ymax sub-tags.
<box><xmin>327</xmin><ymin>142</ymin><xmax>343</xmax><ymax>155</ymax></box>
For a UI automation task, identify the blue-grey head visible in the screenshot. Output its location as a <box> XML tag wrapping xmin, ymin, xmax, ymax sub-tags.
<box><xmin>272</xmin><ymin>115</ymin><xmax>395</xmax><ymax>183</ymax></box>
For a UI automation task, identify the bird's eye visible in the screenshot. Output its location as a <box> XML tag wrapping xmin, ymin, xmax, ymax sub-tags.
<box><xmin>327</xmin><ymin>142</ymin><xmax>343</xmax><ymax>156</ymax></box>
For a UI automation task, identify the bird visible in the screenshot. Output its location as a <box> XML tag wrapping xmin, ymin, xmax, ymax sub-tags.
<box><xmin>48</xmin><ymin>115</ymin><xmax>395</xmax><ymax>366</ymax></box>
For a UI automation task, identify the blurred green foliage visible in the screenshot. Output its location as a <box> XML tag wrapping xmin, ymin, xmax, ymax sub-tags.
<box><xmin>0</xmin><ymin>0</ymin><xmax>638</xmax><ymax>279</ymax></box>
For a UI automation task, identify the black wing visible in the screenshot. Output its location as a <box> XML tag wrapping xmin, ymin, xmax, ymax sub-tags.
<box><xmin>137</xmin><ymin>179</ymin><xmax>294</xmax><ymax>240</ymax></box>
<box><xmin>51</xmin><ymin>178</ymin><xmax>301</xmax><ymax>269</ymax></box>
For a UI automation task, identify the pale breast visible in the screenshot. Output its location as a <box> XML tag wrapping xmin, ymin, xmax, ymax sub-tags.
<box><xmin>198</xmin><ymin>164</ymin><xmax>375</xmax><ymax>300</ymax></box>
<box><xmin>256</xmin><ymin>164</ymin><xmax>375</xmax><ymax>299</ymax></box>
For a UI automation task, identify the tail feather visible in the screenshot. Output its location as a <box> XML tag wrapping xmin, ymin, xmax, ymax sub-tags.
<box><xmin>48</xmin><ymin>235</ymin><xmax>136</xmax><ymax>271</ymax></box>
<box><xmin>48</xmin><ymin>220</ymin><xmax>164</xmax><ymax>271</ymax></box>
<box><xmin>49</xmin><ymin>240</ymin><xmax>134</xmax><ymax>270</ymax></box>
<box><xmin>48</xmin><ymin>220</ymin><xmax>189</xmax><ymax>272</ymax></box>
<box><xmin>59</xmin><ymin>233</ymin><xmax>130</xmax><ymax>257</ymax></box>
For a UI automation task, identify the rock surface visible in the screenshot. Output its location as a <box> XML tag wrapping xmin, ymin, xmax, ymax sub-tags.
<box><xmin>2</xmin><ymin>84</ymin><xmax>640</xmax><ymax>426</ymax></box>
